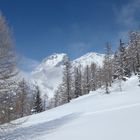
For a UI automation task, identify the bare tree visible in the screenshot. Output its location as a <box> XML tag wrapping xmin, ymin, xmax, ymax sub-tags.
<box><xmin>82</xmin><ymin>65</ymin><xmax>90</xmax><ymax>94</ymax></box>
<box><xmin>103</xmin><ymin>42</ymin><xmax>113</xmax><ymax>93</ymax></box>
<box><xmin>0</xmin><ymin>12</ymin><xmax>18</xmax><ymax>124</ymax></box>
<box><xmin>74</xmin><ymin>66</ymin><xmax>82</xmax><ymax>98</ymax></box>
<box><xmin>62</xmin><ymin>57</ymin><xmax>72</xmax><ymax>103</ymax></box>
<box><xmin>90</xmin><ymin>63</ymin><xmax>97</xmax><ymax>91</ymax></box>
<box><xmin>128</xmin><ymin>31</ymin><xmax>140</xmax><ymax>86</ymax></box>
<box><xmin>16</xmin><ymin>79</ymin><xmax>32</xmax><ymax>118</ymax></box>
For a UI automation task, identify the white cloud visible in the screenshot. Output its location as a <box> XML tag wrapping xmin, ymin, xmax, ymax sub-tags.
<box><xmin>111</xmin><ymin>0</ymin><xmax>140</xmax><ymax>48</ymax></box>
<box><xmin>115</xmin><ymin>0</ymin><xmax>140</xmax><ymax>29</ymax></box>
<box><xmin>17</xmin><ymin>55</ymin><xmax>40</xmax><ymax>72</ymax></box>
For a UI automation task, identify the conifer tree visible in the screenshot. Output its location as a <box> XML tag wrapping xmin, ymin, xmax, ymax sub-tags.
<box><xmin>33</xmin><ymin>86</ymin><xmax>43</xmax><ymax>113</ymax></box>
<box><xmin>113</xmin><ymin>40</ymin><xmax>129</xmax><ymax>80</ymax></box>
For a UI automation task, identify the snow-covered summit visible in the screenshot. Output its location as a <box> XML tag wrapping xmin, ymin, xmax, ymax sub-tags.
<box><xmin>32</xmin><ymin>53</ymin><xmax>67</xmax><ymax>74</ymax></box>
<box><xmin>42</xmin><ymin>53</ymin><xmax>67</xmax><ymax>67</ymax></box>
<box><xmin>73</xmin><ymin>52</ymin><xmax>105</xmax><ymax>68</ymax></box>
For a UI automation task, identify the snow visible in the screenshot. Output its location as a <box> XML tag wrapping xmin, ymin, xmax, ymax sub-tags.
<box><xmin>31</xmin><ymin>53</ymin><xmax>67</xmax><ymax>99</ymax></box>
<box><xmin>31</xmin><ymin>52</ymin><xmax>105</xmax><ymax>99</ymax></box>
<box><xmin>31</xmin><ymin>66</ymin><xmax>63</xmax><ymax>99</ymax></box>
<box><xmin>33</xmin><ymin>53</ymin><xmax>67</xmax><ymax>71</ymax></box>
<box><xmin>1</xmin><ymin>76</ymin><xmax>140</xmax><ymax>140</ymax></box>
<box><xmin>72</xmin><ymin>52</ymin><xmax>105</xmax><ymax>68</ymax></box>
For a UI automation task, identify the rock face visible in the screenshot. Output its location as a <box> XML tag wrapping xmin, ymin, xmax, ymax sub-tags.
<box><xmin>31</xmin><ymin>52</ymin><xmax>105</xmax><ymax>99</ymax></box>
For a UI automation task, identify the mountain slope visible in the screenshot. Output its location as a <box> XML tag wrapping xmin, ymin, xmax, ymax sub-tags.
<box><xmin>31</xmin><ymin>53</ymin><xmax>67</xmax><ymax>99</ymax></box>
<box><xmin>31</xmin><ymin>52</ymin><xmax>105</xmax><ymax>99</ymax></box>
<box><xmin>3</xmin><ymin>76</ymin><xmax>140</xmax><ymax>140</ymax></box>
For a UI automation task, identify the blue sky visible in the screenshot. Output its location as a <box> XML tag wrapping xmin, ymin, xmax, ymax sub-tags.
<box><xmin>0</xmin><ymin>0</ymin><xmax>140</xmax><ymax>70</ymax></box>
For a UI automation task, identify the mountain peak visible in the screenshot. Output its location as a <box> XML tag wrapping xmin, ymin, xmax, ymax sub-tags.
<box><xmin>31</xmin><ymin>51</ymin><xmax>105</xmax><ymax>99</ymax></box>
<box><xmin>42</xmin><ymin>53</ymin><xmax>67</xmax><ymax>67</ymax></box>
<box><xmin>73</xmin><ymin>52</ymin><xmax>105</xmax><ymax>68</ymax></box>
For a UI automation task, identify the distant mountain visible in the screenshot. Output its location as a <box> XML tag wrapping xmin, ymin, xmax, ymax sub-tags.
<box><xmin>31</xmin><ymin>52</ymin><xmax>105</xmax><ymax>99</ymax></box>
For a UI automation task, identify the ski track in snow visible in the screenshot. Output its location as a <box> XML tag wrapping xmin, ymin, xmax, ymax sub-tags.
<box><xmin>0</xmin><ymin>113</ymin><xmax>80</xmax><ymax>140</ymax></box>
<box><xmin>82</xmin><ymin>102</ymin><xmax>140</xmax><ymax>116</ymax></box>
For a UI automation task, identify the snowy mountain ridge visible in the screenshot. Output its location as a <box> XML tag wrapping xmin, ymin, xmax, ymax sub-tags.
<box><xmin>31</xmin><ymin>52</ymin><xmax>105</xmax><ymax>99</ymax></box>
<box><xmin>72</xmin><ymin>52</ymin><xmax>104</xmax><ymax>68</ymax></box>
<box><xmin>33</xmin><ymin>53</ymin><xmax>67</xmax><ymax>73</ymax></box>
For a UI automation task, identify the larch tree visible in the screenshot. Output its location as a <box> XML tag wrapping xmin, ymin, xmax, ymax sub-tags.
<box><xmin>103</xmin><ymin>42</ymin><xmax>113</xmax><ymax>94</ymax></box>
<box><xmin>62</xmin><ymin>57</ymin><xmax>72</xmax><ymax>103</ymax></box>
<box><xmin>82</xmin><ymin>65</ymin><xmax>90</xmax><ymax>94</ymax></box>
<box><xmin>54</xmin><ymin>83</ymin><xmax>66</xmax><ymax>106</ymax></box>
<box><xmin>128</xmin><ymin>31</ymin><xmax>140</xmax><ymax>86</ymax></box>
<box><xmin>16</xmin><ymin>79</ymin><xmax>31</xmax><ymax>118</ymax></box>
<box><xmin>74</xmin><ymin>67</ymin><xmax>82</xmax><ymax>98</ymax></box>
<box><xmin>96</xmin><ymin>67</ymin><xmax>103</xmax><ymax>88</ymax></box>
<box><xmin>0</xmin><ymin>12</ymin><xmax>18</xmax><ymax>124</ymax></box>
<box><xmin>90</xmin><ymin>63</ymin><xmax>97</xmax><ymax>91</ymax></box>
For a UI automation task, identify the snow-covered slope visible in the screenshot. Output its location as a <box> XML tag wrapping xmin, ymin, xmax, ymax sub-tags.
<box><xmin>2</xmin><ymin>76</ymin><xmax>140</xmax><ymax>140</ymax></box>
<box><xmin>31</xmin><ymin>52</ymin><xmax>105</xmax><ymax>99</ymax></box>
